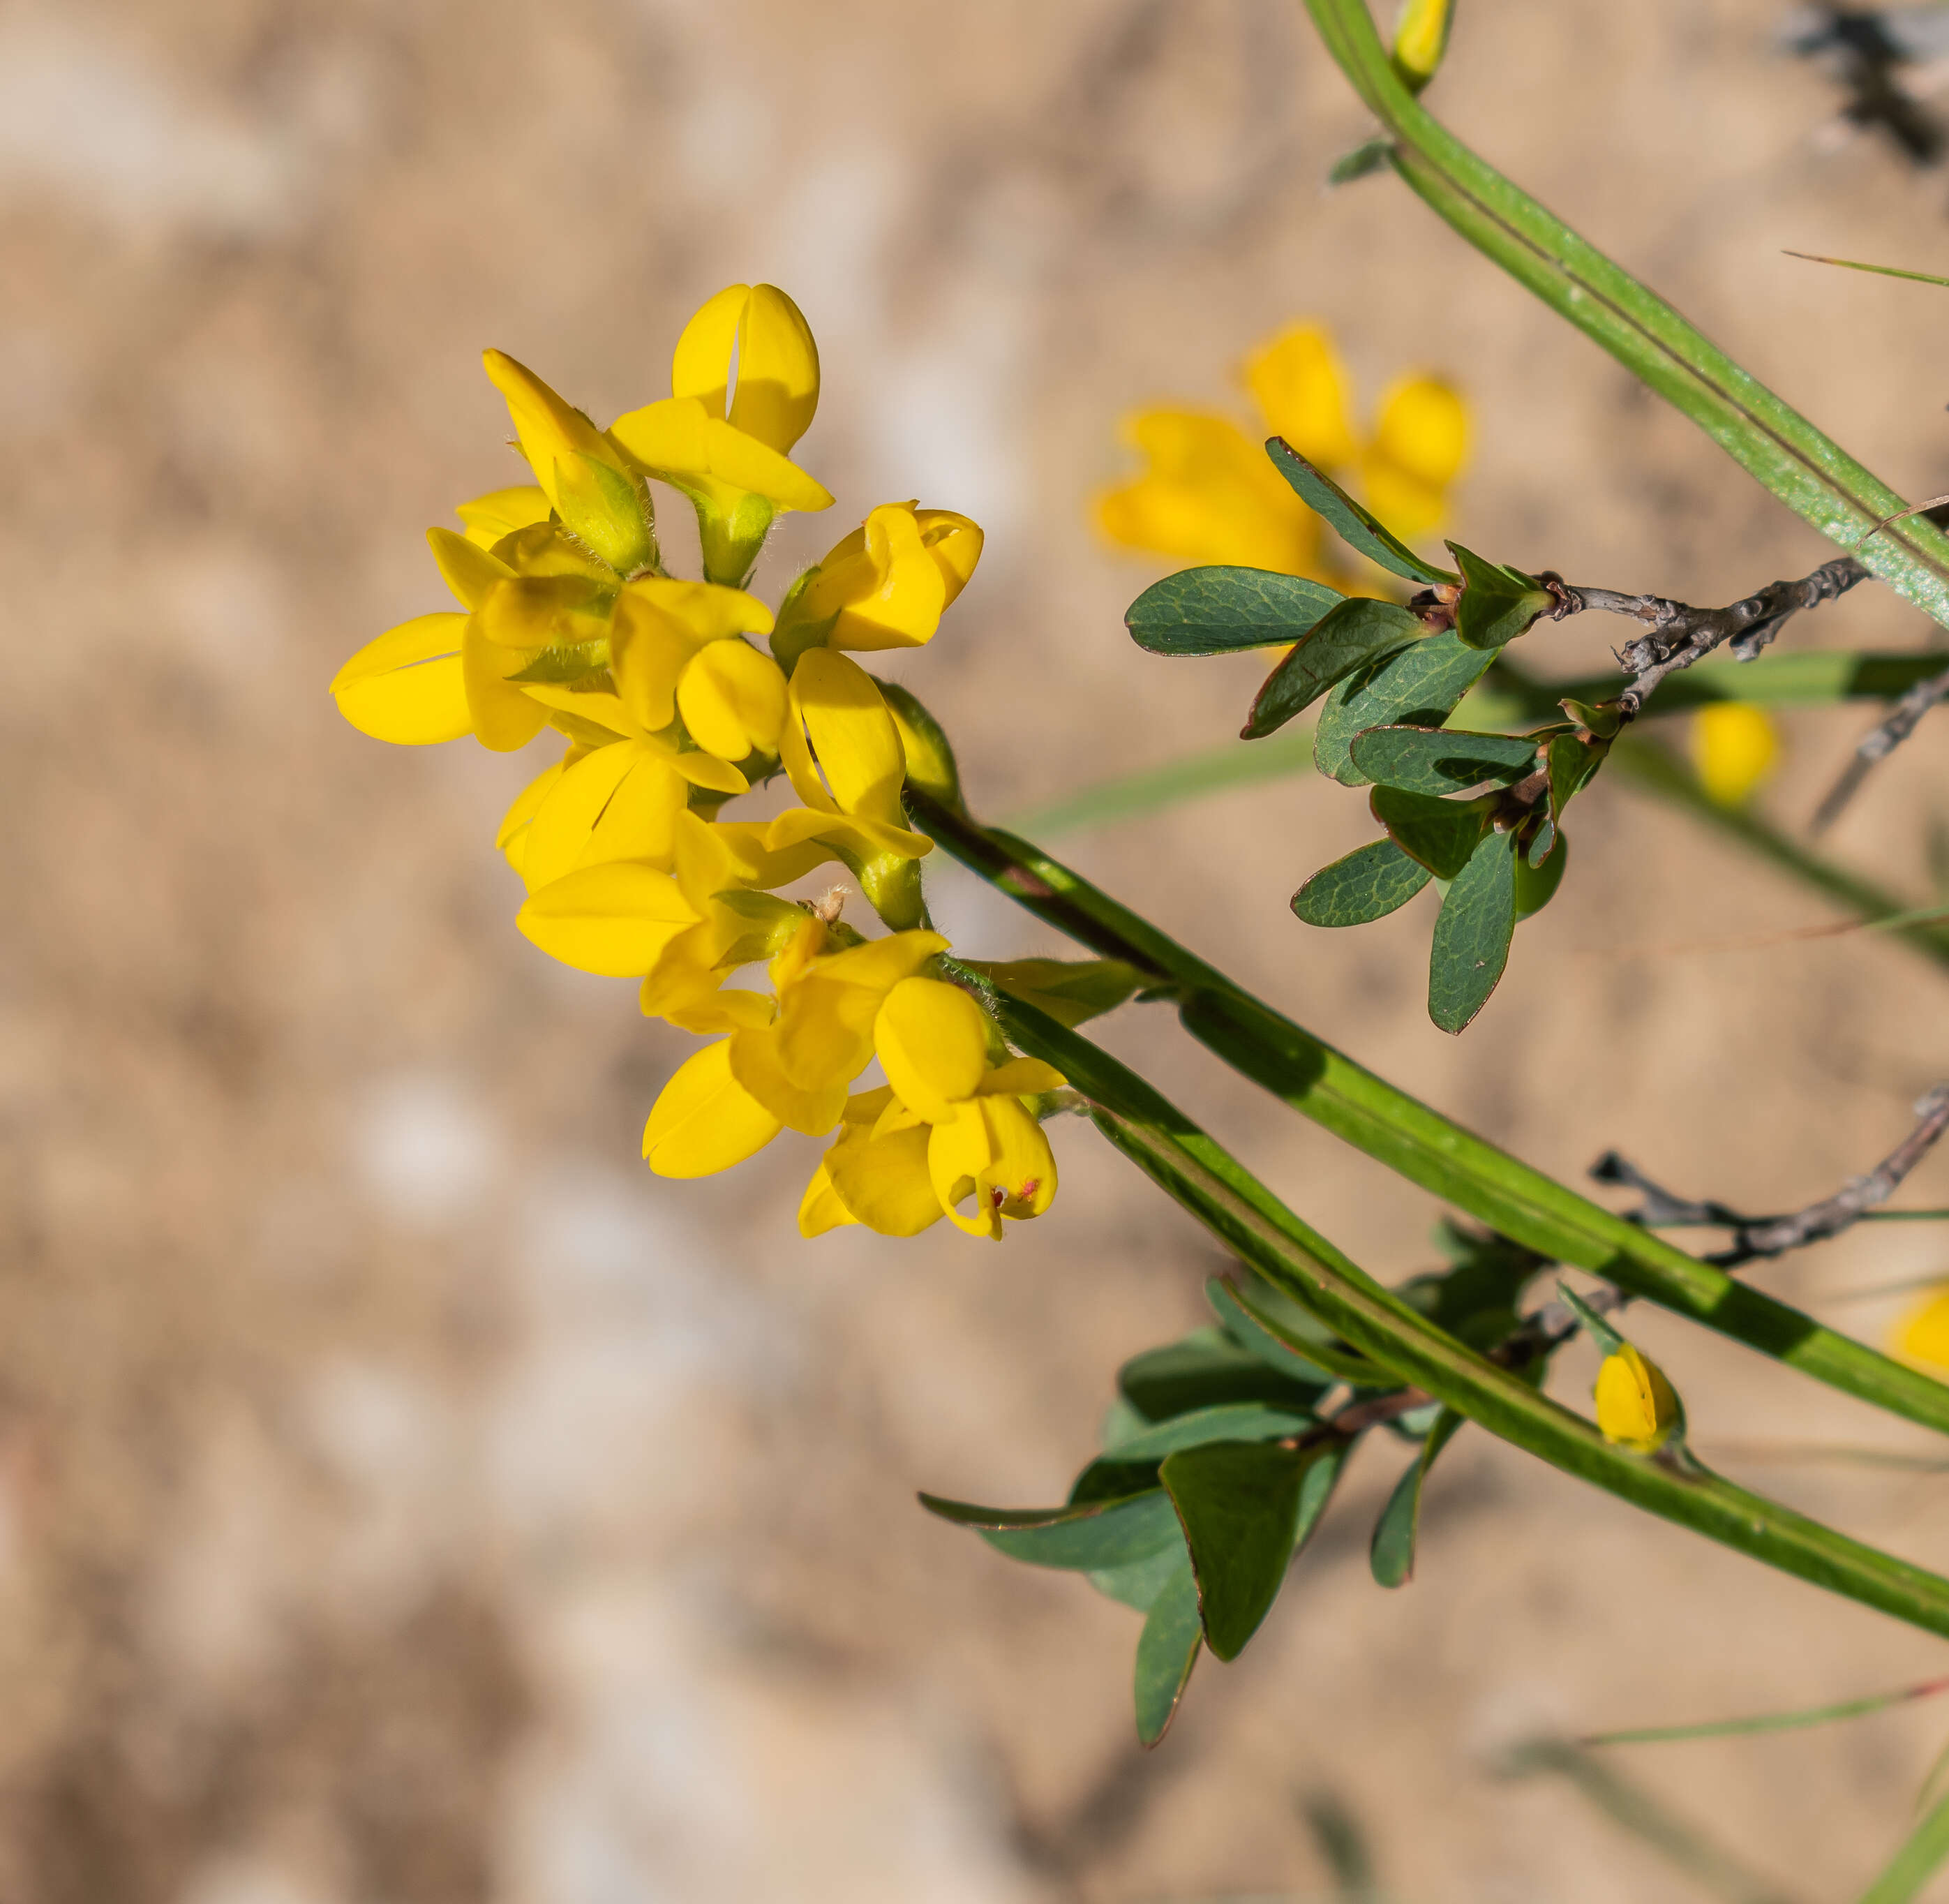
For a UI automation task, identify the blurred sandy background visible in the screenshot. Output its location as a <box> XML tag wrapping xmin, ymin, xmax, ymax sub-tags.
<box><xmin>14</xmin><ymin>1</ymin><xmax>1949</xmax><ymax>1898</ymax></box>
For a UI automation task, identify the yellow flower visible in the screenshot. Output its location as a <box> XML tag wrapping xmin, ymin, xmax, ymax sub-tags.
<box><xmin>607</xmin><ymin>283</ymin><xmax>832</xmax><ymax>586</ymax></box>
<box><xmin>455</xmin><ymin>484</ymin><xmax>552</xmax><ymax>549</ymax></box>
<box><xmin>1593</xmin><ymin>1343</ymin><xmax>1682</xmax><ymax>1452</ymax></box>
<box><xmin>1691</xmin><ymin>703</ymin><xmax>1781</xmax><ymax>806</ymax></box>
<box><xmin>772</xmin><ymin>501</ymin><xmax>985</xmax><ymax>664</ymax></box>
<box><xmin>639</xmin><ymin>926</ymin><xmax>949</xmax><ymax>1176</ymax></box>
<box><xmin>481</xmin><ymin>350</ymin><xmax>659</xmax><ymax>578</ymax></box>
<box><xmin>330</xmin><ymin>613</ymin><xmax>472</xmax><ymax>745</ymax></box>
<box><xmin>610</xmin><ymin>579</ymin><xmax>789</xmax><ymax>766</ymax></box>
<box><xmin>1391</xmin><ymin>0</ymin><xmax>1455</xmax><ymax>90</ymax></box>
<box><xmin>1096</xmin><ymin>318</ymin><xmax>1468</xmax><ymax>583</ymax></box>
<box><xmin>768</xmin><ymin>649</ymin><xmax>935</xmax><ymax>927</ymax></box>
<box><xmin>1895</xmin><ymin>1288</ymin><xmax>1949</xmax><ymax>1369</ymax></box>
<box><xmin>800</xmin><ymin>1088</ymin><xmax>943</xmax><ymax>1238</ymax></box>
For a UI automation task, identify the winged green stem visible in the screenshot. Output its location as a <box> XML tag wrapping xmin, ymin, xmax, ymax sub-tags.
<box><xmin>1300</xmin><ymin>0</ymin><xmax>1949</xmax><ymax>632</ymax></box>
<box><xmin>906</xmin><ymin>787</ymin><xmax>1949</xmax><ymax>1436</ymax></box>
<box><xmin>993</xmin><ymin>992</ymin><xmax>1949</xmax><ymax>1641</ymax></box>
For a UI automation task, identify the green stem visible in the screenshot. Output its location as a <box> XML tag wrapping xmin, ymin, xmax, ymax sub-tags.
<box><xmin>907</xmin><ymin>788</ymin><xmax>1949</xmax><ymax>1438</ymax></box>
<box><xmin>1858</xmin><ymin>1787</ymin><xmax>1949</xmax><ymax>1904</ymax></box>
<box><xmin>1301</xmin><ymin>0</ymin><xmax>1949</xmax><ymax>632</ymax></box>
<box><xmin>997</xmin><ymin>992</ymin><xmax>1949</xmax><ymax>1642</ymax></box>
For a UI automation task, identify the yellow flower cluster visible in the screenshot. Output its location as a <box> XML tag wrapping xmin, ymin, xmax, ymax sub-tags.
<box><xmin>331</xmin><ymin>284</ymin><xmax>1063</xmax><ymax>1241</ymax></box>
<box><xmin>1094</xmin><ymin>320</ymin><xmax>1469</xmax><ymax>584</ymax></box>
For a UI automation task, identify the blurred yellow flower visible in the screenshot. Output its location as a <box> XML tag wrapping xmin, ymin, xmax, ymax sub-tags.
<box><xmin>1690</xmin><ymin>702</ymin><xmax>1782</xmax><ymax>806</ymax></box>
<box><xmin>1895</xmin><ymin>1287</ymin><xmax>1949</xmax><ymax>1369</ymax></box>
<box><xmin>1594</xmin><ymin>1342</ymin><xmax>1682</xmax><ymax>1452</ymax></box>
<box><xmin>1095</xmin><ymin>320</ymin><xmax>1469</xmax><ymax>585</ymax></box>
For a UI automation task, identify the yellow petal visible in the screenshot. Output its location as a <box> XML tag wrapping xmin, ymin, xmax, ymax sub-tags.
<box><xmin>727</xmin><ymin>283</ymin><xmax>820</xmax><ymax>454</ymax></box>
<box><xmin>642</xmin><ymin>1038</ymin><xmax>782</xmax><ymax>1178</ymax></box>
<box><xmin>1370</xmin><ymin>374</ymin><xmax>1470</xmax><ymax>489</ymax></box>
<box><xmin>517</xmin><ymin>861</ymin><xmax>700</xmax><ymax>976</ymax></box>
<box><xmin>976</xmin><ymin>1057</ymin><xmax>1067</xmax><ymax>1097</ymax></box>
<box><xmin>1241</xmin><ymin>323</ymin><xmax>1359</xmax><ymax>469</ymax></box>
<box><xmin>927</xmin><ymin>1098</ymin><xmax>1057</xmax><ymax>1240</ymax></box>
<box><xmin>729</xmin><ymin>1026</ymin><xmax>849</xmax><ymax>1135</ymax></box>
<box><xmin>487</xmin><ymin>521</ymin><xmax>620</xmax><ymax>583</ymax></box>
<box><xmin>497</xmin><ymin>748</ymin><xmax>580</xmax><ymax>873</ymax></box>
<box><xmin>463</xmin><ymin>616</ymin><xmax>548</xmax><ymax>753</ymax></box>
<box><xmin>761</xmin><ymin>805</ymin><xmax>934</xmax><ymax>866</ymax></box>
<box><xmin>773</xmin><ymin>930</ymin><xmax>948</xmax><ymax>1090</ymax></box>
<box><xmin>606</xmin><ymin>397</ymin><xmax>833</xmax><ymax>513</ymax></box>
<box><xmin>823</xmin><ymin>1122</ymin><xmax>945</xmax><ymax>1237</ymax></box>
<box><xmin>798</xmin><ymin>1159</ymin><xmax>859</xmax><ymax>1237</ymax></box>
<box><xmin>427</xmin><ymin>527</ymin><xmax>517</xmax><ymax>610</ymax></box>
<box><xmin>677</xmin><ymin>639</ymin><xmax>788</xmax><ymax>759</ymax></box>
<box><xmin>671</xmin><ymin>283</ymin><xmax>749</xmax><ymax>417</ymax></box>
<box><xmin>710</xmin><ymin>819</ymin><xmax>836</xmax><ymax>891</ymax></box>
<box><xmin>1095</xmin><ymin>409</ymin><xmax>1320</xmax><ymax>575</ymax></box>
<box><xmin>666</xmin><ymin>986</ymin><xmax>777</xmax><ymax>1036</ymax></box>
<box><xmin>1897</xmin><ymin>1288</ymin><xmax>1949</xmax><ymax>1369</ymax></box>
<box><xmin>481</xmin><ymin>348</ymin><xmax>620</xmax><ymax>514</ymax></box>
<box><xmin>874</xmin><ymin>977</ymin><xmax>992</xmax><ymax>1123</ymax></box>
<box><xmin>456</xmin><ymin>484</ymin><xmax>552</xmax><ymax>548</ymax></box>
<box><xmin>1690</xmin><ymin>704</ymin><xmax>1780</xmax><ymax>808</ymax></box>
<box><xmin>522</xmin><ymin>741</ymin><xmax>689</xmax><ymax>891</ymax></box>
<box><xmin>330</xmin><ymin>613</ymin><xmax>472</xmax><ymax>744</ymax></box>
<box><xmin>786</xmin><ymin>649</ymin><xmax>906</xmax><ymax>821</ymax></box>
<box><xmin>1592</xmin><ymin>1343</ymin><xmax>1680</xmax><ymax>1452</ymax></box>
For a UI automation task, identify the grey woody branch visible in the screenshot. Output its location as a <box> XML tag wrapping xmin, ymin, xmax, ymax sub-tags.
<box><xmin>1592</xmin><ymin>1085</ymin><xmax>1949</xmax><ymax>1268</ymax></box>
<box><xmin>1548</xmin><ymin>555</ymin><xmax>1870</xmax><ymax>717</ymax></box>
<box><xmin>1811</xmin><ymin>656</ymin><xmax>1949</xmax><ymax>834</ymax></box>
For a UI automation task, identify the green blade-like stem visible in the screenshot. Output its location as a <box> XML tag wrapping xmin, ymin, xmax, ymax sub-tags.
<box><xmin>906</xmin><ymin>788</ymin><xmax>1949</xmax><ymax>1438</ymax></box>
<box><xmin>1300</xmin><ymin>0</ymin><xmax>1949</xmax><ymax>632</ymax></box>
<box><xmin>995</xmin><ymin>992</ymin><xmax>1949</xmax><ymax>1640</ymax></box>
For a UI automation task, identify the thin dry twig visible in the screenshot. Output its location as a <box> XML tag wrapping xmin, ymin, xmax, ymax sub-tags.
<box><xmin>1810</xmin><ymin>655</ymin><xmax>1949</xmax><ymax>833</ymax></box>
<box><xmin>1550</xmin><ymin>556</ymin><xmax>1870</xmax><ymax>717</ymax></box>
<box><xmin>1592</xmin><ymin>1085</ymin><xmax>1949</xmax><ymax>1267</ymax></box>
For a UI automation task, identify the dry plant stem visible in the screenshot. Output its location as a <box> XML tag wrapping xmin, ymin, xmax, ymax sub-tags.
<box><xmin>1594</xmin><ymin>1086</ymin><xmax>1949</xmax><ymax>1266</ymax></box>
<box><xmin>1812</xmin><ymin>657</ymin><xmax>1949</xmax><ymax>833</ymax></box>
<box><xmin>1553</xmin><ymin>556</ymin><xmax>1870</xmax><ymax>717</ymax></box>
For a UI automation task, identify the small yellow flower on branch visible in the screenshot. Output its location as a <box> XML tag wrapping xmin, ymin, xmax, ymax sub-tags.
<box><xmin>1594</xmin><ymin>1342</ymin><xmax>1684</xmax><ymax>1453</ymax></box>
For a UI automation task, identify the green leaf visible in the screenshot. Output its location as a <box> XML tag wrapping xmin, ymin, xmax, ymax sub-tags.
<box><xmin>1091</xmin><ymin>1402</ymin><xmax>1319</xmax><ymax>1468</ymax></box>
<box><xmin>1514</xmin><ymin>828</ymin><xmax>1568</xmax><ymax>918</ymax></box>
<box><xmin>1243</xmin><ymin>599</ymin><xmax>1424</xmax><ymax>738</ymax></box>
<box><xmin>1329</xmin><ymin>134</ymin><xmax>1394</xmax><ymax>184</ymax></box>
<box><xmin>1561</xmin><ymin>696</ymin><xmax>1624</xmax><ymax>740</ymax></box>
<box><xmin>1089</xmin><ymin>1538</ymin><xmax>1190</xmax><ymax>1612</ymax></box>
<box><xmin>1295</xmin><ymin>1438</ymin><xmax>1352</xmax><ymax>1553</ymax></box>
<box><xmin>1207</xmin><ymin>1277</ymin><xmax>1342</xmax><ymax>1385</ymax></box>
<box><xmin>1524</xmin><ymin>816</ymin><xmax>1556</xmax><ymax>868</ymax></box>
<box><xmin>1218</xmin><ymin>1277</ymin><xmax>1401</xmax><ymax>1386</ymax></box>
<box><xmin>1370</xmin><ymin>783</ymin><xmax>1490</xmax><ymax>878</ymax></box>
<box><xmin>1133</xmin><ymin>1556</ymin><xmax>1203</xmax><ymax>1745</ymax></box>
<box><xmin>1428</xmin><ymin>828</ymin><xmax>1518</xmax><ymax>1033</ymax></box>
<box><xmin>1120</xmin><ymin>1327</ymin><xmax>1328</xmax><ymax>1421</ymax></box>
<box><xmin>1546</xmin><ymin>731</ymin><xmax>1604</xmax><ymax>824</ymax></box>
<box><xmin>1858</xmin><ymin>1784</ymin><xmax>1949</xmax><ymax>1903</ymax></box>
<box><xmin>1161</xmin><ymin>1440</ymin><xmax>1320</xmax><ymax>1660</ymax></box>
<box><xmin>1264</xmin><ymin>438</ymin><xmax>1458</xmax><ymax>585</ymax></box>
<box><xmin>1315</xmin><ymin>631</ymin><xmax>1498</xmax><ymax>784</ymax></box>
<box><xmin>1449</xmin><ymin>542</ymin><xmax>1556</xmax><ymax>650</ymax></box>
<box><xmin>1291</xmin><ymin>837</ymin><xmax>1432</xmax><ymax>927</ymax></box>
<box><xmin>1350</xmin><ymin>724</ymin><xmax>1539</xmax><ymax>794</ymax></box>
<box><xmin>1582</xmin><ymin>1675</ymin><xmax>1949</xmax><ymax>1749</ymax></box>
<box><xmin>1784</xmin><ymin>249</ymin><xmax>1949</xmax><ymax>292</ymax></box>
<box><xmin>919</xmin><ymin>1487</ymin><xmax>1184</xmax><ymax>1569</ymax></box>
<box><xmin>1126</xmin><ymin>565</ymin><xmax>1345</xmax><ymax>655</ymax></box>
<box><xmin>1369</xmin><ymin>1406</ymin><xmax>1465</xmax><ymax>1586</ymax></box>
<box><xmin>962</xmin><ymin>955</ymin><xmax>1144</xmax><ymax>1028</ymax></box>
<box><xmin>1556</xmin><ymin>1282</ymin><xmax>1626</xmax><ymax>1355</ymax></box>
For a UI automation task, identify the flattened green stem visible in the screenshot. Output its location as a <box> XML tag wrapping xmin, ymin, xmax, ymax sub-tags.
<box><xmin>1301</xmin><ymin>0</ymin><xmax>1949</xmax><ymax>632</ymax></box>
<box><xmin>996</xmin><ymin>992</ymin><xmax>1949</xmax><ymax>1641</ymax></box>
<box><xmin>906</xmin><ymin>788</ymin><xmax>1949</xmax><ymax>1437</ymax></box>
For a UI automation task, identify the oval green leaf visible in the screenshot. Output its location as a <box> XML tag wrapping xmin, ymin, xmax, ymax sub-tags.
<box><xmin>1161</xmin><ymin>1440</ymin><xmax>1320</xmax><ymax>1661</ymax></box>
<box><xmin>1243</xmin><ymin>597</ymin><xmax>1424</xmax><ymax>738</ymax></box>
<box><xmin>1350</xmin><ymin>724</ymin><xmax>1539</xmax><ymax>794</ymax></box>
<box><xmin>1369</xmin><ymin>1406</ymin><xmax>1465</xmax><ymax>1587</ymax></box>
<box><xmin>1370</xmin><ymin>782</ymin><xmax>1489</xmax><ymax>879</ymax></box>
<box><xmin>1449</xmin><ymin>541</ymin><xmax>1555</xmax><ymax>650</ymax></box>
<box><xmin>920</xmin><ymin>1487</ymin><xmax>1184</xmax><ymax>1570</ymax></box>
<box><xmin>1428</xmin><ymin>828</ymin><xmax>1518</xmax><ymax>1033</ymax></box>
<box><xmin>1133</xmin><ymin>1556</ymin><xmax>1204</xmax><ymax>1745</ymax></box>
<box><xmin>1264</xmin><ymin>438</ymin><xmax>1458</xmax><ymax>583</ymax></box>
<box><xmin>1514</xmin><ymin>828</ymin><xmax>1568</xmax><ymax>918</ymax></box>
<box><xmin>1127</xmin><ymin>565</ymin><xmax>1345</xmax><ymax>655</ymax></box>
<box><xmin>1119</xmin><ymin>1327</ymin><xmax>1328</xmax><ymax>1420</ymax></box>
<box><xmin>1291</xmin><ymin>836</ymin><xmax>1433</xmax><ymax>927</ymax></box>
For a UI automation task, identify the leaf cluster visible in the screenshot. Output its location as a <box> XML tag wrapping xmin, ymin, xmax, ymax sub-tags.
<box><xmin>924</xmin><ymin>1224</ymin><xmax>1546</xmax><ymax>1743</ymax></box>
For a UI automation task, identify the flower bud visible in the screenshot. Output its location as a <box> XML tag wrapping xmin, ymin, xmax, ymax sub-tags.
<box><xmin>1593</xmin><ymin>1343</ymin><xmax>1682</xmax><ymax>1452</ymax></box>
